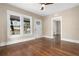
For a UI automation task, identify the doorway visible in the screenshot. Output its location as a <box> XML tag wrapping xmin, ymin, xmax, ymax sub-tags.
<box><xmin>51</xmin><ymin>16</ymin><xmax>62</xmax><ymax>48</ymax></box>
<box><xmin>53</xmin><ymin>20</ymin><xmax>61</xmax><ymax>39</ymax></box>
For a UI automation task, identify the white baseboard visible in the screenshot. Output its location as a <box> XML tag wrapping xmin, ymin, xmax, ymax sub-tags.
<box><xmin>43</xmin><ymin>35</ymin><xmax>79</xmax><ymax>43</ymax></box>
<box><xmin>43</xmin><ymin>35</ymin><xmax>53</xmax><ymax>39</ymax></box>
<box><xmin>44</xmin><ymin>35</ymin><xmax>79</xmax><ymax>43</ymax></box>
<box><xmin>0</xmin><ymin>37</ymin><xmax>35</xmax><ymax>47</ymax></box>
<box><xmin>0</xmin><ymin>36</ymin><xmax>42</xmax><ymax>47</ymax></box>
<box><xmin>62</xmin><ymin>38</ymin><xmax>79</xmax><ymax>43</ymax></box>
<box><xmin>0</xmin><ymin>42</ymin><xmax>7</xmax><ymax>47</ymax></box>
<box><xmin>1</xmin><ymin>36</ymin><xmax>79</xmax><ymax>47</ymax></box>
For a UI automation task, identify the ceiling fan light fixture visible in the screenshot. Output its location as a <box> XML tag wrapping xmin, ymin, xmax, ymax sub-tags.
<box><xmin>41</xmin><ymin>4</ymin><xmax>45</xmax><ymax>7</ymax></box>
<box><xmin>40</xmin><ymin>3</ymin><xmax>54</xmax><ymax>11</ymax></box>
<box><xmin>40</xmin><ymin>4</ymin><xmax>46</xmax><ymax>11</ymax></box>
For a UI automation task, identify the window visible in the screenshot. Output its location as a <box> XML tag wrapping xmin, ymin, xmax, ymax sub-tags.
<box><xmin>23</xmin><ymin>18</ymin><xmax>30</xmax><ymax>34</ymax></box>
<box><xmin>10</xmin><ymin>15</ymin><xmax>20</xmax><ymax>35</ymax></box>
<box><xmin>7</xmin><ymin>10</ymin><xmax>32</xmax><ymax>38</ymax></box>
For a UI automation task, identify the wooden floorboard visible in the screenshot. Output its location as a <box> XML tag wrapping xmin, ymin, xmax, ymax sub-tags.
<box><xmin>0</xmin><ymin>37</ymin><xmax>79</xmax><ymax>56</ymax></box>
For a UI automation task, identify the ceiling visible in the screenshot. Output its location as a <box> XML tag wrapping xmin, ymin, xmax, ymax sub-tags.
<box><xmin>9</xmin><ymin>3</ymin><xmax>79</xmax><ymax>16</ymax></box>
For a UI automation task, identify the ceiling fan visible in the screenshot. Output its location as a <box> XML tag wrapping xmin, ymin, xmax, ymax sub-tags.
<box><xmin>40</xmin><ymin>3</ymin><xmax>54</xmax><ymax>10</ymax></box>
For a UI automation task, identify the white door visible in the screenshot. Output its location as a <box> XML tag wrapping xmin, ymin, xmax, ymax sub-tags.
<box><xmin>34</xmin><ymin>19</ymin><xmax>42</xmax><ymax>38</ymax></box>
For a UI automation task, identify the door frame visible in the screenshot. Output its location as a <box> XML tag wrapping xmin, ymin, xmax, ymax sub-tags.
<box><xmin>51</xmin><ymin>16</ymin><xmax>62</xmax><ymax>39</ymax></box>
<box><xmin>34</xmin><ymin>19</ymin><xmax>42</xmax><ymax>38</ymax></box>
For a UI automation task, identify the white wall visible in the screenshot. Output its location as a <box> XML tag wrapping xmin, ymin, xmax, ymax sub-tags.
<box><xmin>43</xmin><ymin>5</ymin><xmax>79</xmax><ymax>43</ymax></box>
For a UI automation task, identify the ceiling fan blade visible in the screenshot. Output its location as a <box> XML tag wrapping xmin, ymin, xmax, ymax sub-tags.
<box><xmin>40</xmin><ymin>3</ymin><xmax>54</xmax><ymax>5</ymax></box>
<box><xmin>40</xmin><ymin>3</ymin><xmax>54</xmax><ymax>10</ymax></box>
<box><xmin>45</xmin><ymin>3</ymin><xmax>54</xmax><ymax>5</ymax></box>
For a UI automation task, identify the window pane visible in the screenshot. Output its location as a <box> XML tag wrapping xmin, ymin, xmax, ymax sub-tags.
<box><xmin>10</xmin><ymin>15</ymin><xmax>20</xmax><ymax>35</ymax></box>
<box><xmin>24</xmin><ymin>18</ymin><xmax>30</xmax><ymax>34</ymax></box>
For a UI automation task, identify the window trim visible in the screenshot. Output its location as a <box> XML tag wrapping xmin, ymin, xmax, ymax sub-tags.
<box><xmin>7</xmin><ymin>10</ymin><xmax>32</xmax><ymax>38</ymax></box>
<box><xmin>22</xmin><ymin>15</ymin><xmax>32</xmax><ymax>36</ymax></box>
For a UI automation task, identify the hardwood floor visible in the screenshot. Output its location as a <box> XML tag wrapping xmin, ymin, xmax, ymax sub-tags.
<box><xmin>0</xmin><ymin>37</ymin><xmax>79</xmax><ymax>56</ymax></box>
